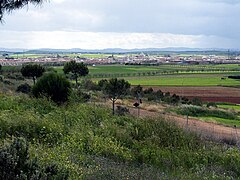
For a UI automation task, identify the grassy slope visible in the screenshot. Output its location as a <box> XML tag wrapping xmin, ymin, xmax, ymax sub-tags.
<box><xmin>1</xmin><ymin>94</ymin><xmax>240</xmax><ymax>179</ymax></box>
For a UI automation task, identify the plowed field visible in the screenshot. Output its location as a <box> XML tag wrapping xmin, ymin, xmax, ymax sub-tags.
<box><xmin>150</xmin><ymin>86</ymin><xmax>240</xmax><ymax>104</ymax></box>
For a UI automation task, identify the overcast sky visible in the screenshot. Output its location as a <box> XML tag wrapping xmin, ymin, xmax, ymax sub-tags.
<box><xmin>0</xmin><ymin>0</ymin><xmax>239</xmax><ymax>49</ymax></box>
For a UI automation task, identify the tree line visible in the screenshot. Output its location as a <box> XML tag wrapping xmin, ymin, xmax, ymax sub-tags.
<box><xmin>3</xmin><ymin>60</ymin><xmax>204</xmax><ymax>115</ymax></box>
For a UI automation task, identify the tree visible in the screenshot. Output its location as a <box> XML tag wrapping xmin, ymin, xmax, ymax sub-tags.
<box><xmin>0</xmin><ymin>0</ymin><xmax>44</xmax><ymax>21</ymax></box>
<box><xmin>102</xmin><ymin>78</ymin><xmax>130</xmax><ymax>115</ymax></box>
<box><xmin>98</xmin><ymin>79</ymin><xmax>108</xmax><ymax>90</ymax></box>
<box><xmin>0</xmin><ymin>64</ymin><xmax>2</xmax><ymax>73</ymax></box>
<box><xmin>32</xmin><ymin>72</ymin><xmax>71</xmax><ymax>104</ymax></box>
<box><xmin>21</xmin><ymin>64</ymin><xmax>45</xmax><ymax>84</ymax></box>
<box><xmin>131</xmin><ymin>85</ymin><xmax>143</xmax><ymax>97</ymax></box>
<box><xmin>63</xmin><ymin>61</ymin><xmax>89</xmax><ymax>85</ymax></box>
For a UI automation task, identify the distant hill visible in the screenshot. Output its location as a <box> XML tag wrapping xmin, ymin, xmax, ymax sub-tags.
<box><xmin>0</xmin><ymin>47</ymin><xmax>238</xmax><ymax>55</ymax></box>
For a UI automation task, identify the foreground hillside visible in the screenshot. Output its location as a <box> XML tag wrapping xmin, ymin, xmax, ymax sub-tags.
<box><xmin>1</xmin><ymin>94</ymin><xmax>240</xmax><ymax>179</ymax></box>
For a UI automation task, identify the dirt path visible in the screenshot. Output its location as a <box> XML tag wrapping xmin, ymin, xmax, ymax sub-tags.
<box><xmin>129</xmin><ymin>106</ymin><xmax>240</xmax><ymax>143</ymax></box>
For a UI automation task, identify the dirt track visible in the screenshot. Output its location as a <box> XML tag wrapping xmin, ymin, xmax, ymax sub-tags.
<box><xmin>129</xmin><ymin>107</ymin><xmax>240</xmax><ymax>143</ymax></box>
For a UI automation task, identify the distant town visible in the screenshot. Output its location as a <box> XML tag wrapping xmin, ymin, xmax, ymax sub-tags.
<box><xmin>1</xmin><ymin>49</ymin><xmax>240</xmax><ymax>66</ymax></box>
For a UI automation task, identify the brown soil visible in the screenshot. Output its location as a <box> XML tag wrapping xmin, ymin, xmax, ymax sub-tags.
<box><xmin>149</xmin><ymin>86</ymin><xmax>240</xmax><ymax>104</ymax></box>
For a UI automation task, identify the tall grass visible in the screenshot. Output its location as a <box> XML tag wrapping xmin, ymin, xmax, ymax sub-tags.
<box><xmin>175</xmin><ymin>104</ymin><xmax>238</xmax><ymax>120</ymax></box>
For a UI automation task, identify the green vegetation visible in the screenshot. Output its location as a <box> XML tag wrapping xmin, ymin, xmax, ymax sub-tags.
<box><xmin>100</xmin><ymin>78</ymin><xmax>131</xmax><ymax>115</ymax></box>
<box><xmin>52</xmin><ymin>64</ymin><xmax>240</xmax><ymax>75</ymax></box>
<box><xmin>126</xmin><ymin>74</ymin><xmax>240</xmax><ymax>86</ymax></box>
<box><xmin>86</xmin><ymin>65</ymin><xmax>240</xmax><ymax>87</ymax></box>
<box><xmin>3</xmin><ymin>64</ymin><xmax>240</xmax><ymax>86</ymax></box>
<box><xmin>32</xmin><ymin>72</ymin><xmax>71</xmax><ymax>104</ymax></box>
<box><xmin>0</xmin><ymin>137</ymin><xmax>68</xmax><ymax>179</ymax></box>
<box><xmin>218</xmin><ymin>104</ymin><xmax>240</xmax><ymax>111</ymax></box>
<box><xmin>1</xmin><ymin>94</ymin><xmax>240</xmax><ymax>178</ymax></box>
<box><xmin>21</xmin><ymin>64</ymin><xmax>45</xmax><ymax>84</ymax></box>
<box><xmin>9</xmin><ymin>54</ymin><xmax>48</xmax><ymax>59</ymax></box>
<box><xmin>63</xmin><ymin>61</ymin><xmax>89</xmax><ymax>85</ymax></box>
<box><xmin>174</xmin><ymin>105</ymin><xmax>240</xmax><ymax>127</ymax></box>
<box><xmin>199</xmin><ymin>117</ymin><xmax>240</xmax><ymax>127</ymax></box>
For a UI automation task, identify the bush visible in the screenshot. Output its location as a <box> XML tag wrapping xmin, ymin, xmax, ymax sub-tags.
<box><xmin>191</xmin><ymin>97</ymin><xmax>203</xmax><ymax>106</ymax></box>
<box><xmin>81</xmin><ymin>79</ymin><xmax>100</xmax><ymax>91</ymax></box>
<box><xmin>5</xmin><ymin>74</ymin><xmax>24</xmax><ymax>80</ymax></box>
<box><xmin>32</xmin><ymin>72</ymin><xmax>71</xmax><ymax>104</ymax></box>
<box><xmin>69</xmin><ymin>89</ymin><xmax>91</xmax><ymax>103</ymax></box>
<box><xmin>176</xmin><ymin>105</ymin><xmax>237</xmax><ymax>119</ymax></box>
<box><xmin>0</xmin><ymin>75</ymin><xmax>3</xmax><ymax>82</ymax></box>
<box><xmin>115</xmin><ymin>105</ymin><xmax>130</xmax><ymax>116</ymax></box>
<box><xmin>207</xmin><ymin>102</ymin><xmax>218</xmax><ymax>108</ymax></box>
<box><xmin>143</xmin><ymin>87</ymin><xmax>154</xmax><ymax>95</ymax></box>
<box><xmin>3</xmin><ymin>80</ymin><xmax>14</xmax><ymax>85</ymax></box>
<box><xmin>0</xmin><ymin>137</ymin><xmax>68</xmax><ymax>179</ymax></box>
<box><xmin>16</xmin><ymin>83</ymin><xmax>31</xmax><ymax>94</ymax></box>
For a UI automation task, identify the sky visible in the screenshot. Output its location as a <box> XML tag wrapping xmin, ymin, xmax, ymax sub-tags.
<box><xmin>0</xmin><ymin>0</ymin><xmax>239</xmax><ymax>49</ymax></box>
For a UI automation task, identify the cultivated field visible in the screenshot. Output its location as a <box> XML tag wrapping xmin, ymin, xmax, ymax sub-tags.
<box><xmin>86</xmin><ymin>65</ymin><xmax>240</xmax><ymax>104</ymax></box>
<box><xmin>54</xmin><ymin>64</ymin><xmax>240</xmax><ymax>103</ymax></box>
<box><xmin>151</xmin><ymin>86</ymin><xmax>240</xmax><ymax>104</ymax></box>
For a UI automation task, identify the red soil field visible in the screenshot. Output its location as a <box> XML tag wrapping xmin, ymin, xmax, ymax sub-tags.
<box><xmin>150</xmin><ymin>86</ymin><xmax>240</xmax><ymax>104</ymax></box>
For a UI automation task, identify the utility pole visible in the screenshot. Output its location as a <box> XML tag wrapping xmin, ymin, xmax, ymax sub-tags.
<box><xmin>137</xmin><ymin>92</ymin><xmax>141</xmax><ymax>117</ymax></box>
<box><xmin>133</xmin><ymin>91</ymin><xmax>142</xmax><ymax>118</ymax></box>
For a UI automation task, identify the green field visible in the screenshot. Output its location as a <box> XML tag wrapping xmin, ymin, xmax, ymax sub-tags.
<box><xmin>88</xmin><ymin>64</ymin><xmax>240</xmax><ymax>73</ymax></box>
<box><xmin>52</xmin><ymin>64</ymin><xmax>240</xmax><ymax>74</ymax></box>
<box><xmin>8</xmin><ymin>53</ymin><xmax>118</xmax><ymax>59</ymax></box>
<box><xmin>88</xmin><ymin>65</ymin><xmax>161</xmax><ymax>74</ymax></box>
<box><xmin>218</xmin><ymin>104</ymin><xmax>240</xmax><ymax>111</ymax></box>
<box><xmin>124</xmin><ymin>74</ymin><xmax>240</xmax><ymax>86</ymax></box>
<box><xmin>3</xmin><ymin>64</ymin><xmax>240</xmax><ymax>87</ymax></box>
<box><xmin>9</xmin><ymin>54</ymin><xmax>48</xmax><ymax>58</ymax></box>
<box><xmin>52</xmin><ymin>64</ymin><xmax>240</xmax><ymax>86</ymax></box>
<box><xmin>199</xmin><ymin>116</ymin><xmax>240</xmax><ymax>127</ymax></box>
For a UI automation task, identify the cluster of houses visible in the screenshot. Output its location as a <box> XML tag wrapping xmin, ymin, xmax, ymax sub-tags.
<box><xmin>0</xmin><ymin>53</ymin><xmax>240</xmax><ymax>66</ymax></box>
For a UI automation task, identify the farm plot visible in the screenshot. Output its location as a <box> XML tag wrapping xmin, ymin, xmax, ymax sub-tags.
<box><xmin>150</xmin><ymin>86</ymin><xmax>240</xmax><ymax>104</ymax></box>
<box><xmin>125</xmin><ymin>74</ymin><xmax>240</xmax><ymax>86</ymax></box>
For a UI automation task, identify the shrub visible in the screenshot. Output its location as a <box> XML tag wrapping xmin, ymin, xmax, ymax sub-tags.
<box><xmin>3</xmin><ymin>80</ymin><xmax>14</xmax><ymax>85</ymax></box>
<box><xmin>81</xmin><ymin>79</ymin><xmax>100</xmax><ymax>91</ymax></box>
<box><xmin>207</xmin><ymin>102</ymin><xmax>218</xmax><ymax>108</ymax></box>
<box><xmin>0</xmin><ymin>75</ymin><xmax>3</xmax><ymax>82</ymax></box>
<box><xmin>0</xmin><ymin>137</ymin><xmax>68</xmax><ymax>179</ymax></box>
<box><xmin>131</xmin><ymin>85</ymin><xmax>143</xmax><ymax>97</ymax></box>
<box><xmin>176</xmin><ymin>105</ymin><xmax>237</xmax><ymax>119</ymax></box>
<box><xmin>69</xmin><ymin>89</ymin><xmax>91</xmax><ymax>103</ymax></box>
<box><xmin>32</xmin><ymin>72</ymin><xmax>71</xmax><ymax>104</ymax></box>
<box><xmin>191</xmin><ymin>97</ymin><xmax>203</xmax><ymax>106</ymax></box>
<box><xmin>144</xmin><ymin>87</ymin><xmax>154</xmax><ymax>95</ymax></box>
<box><xmin>16</xmin><ymin>83</ymin><xmax>31</xmax><ymax>94</ymax></box>
<box><xmin>115</xmin><ymin>105</ymin><xmax>130</xmax><ymax>116</ymax></box>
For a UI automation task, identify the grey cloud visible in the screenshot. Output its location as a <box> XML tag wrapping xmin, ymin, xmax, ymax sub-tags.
<box><xmin>1</xmin><ymin>0</ymin><xmax>240</xmax><ymax>48</ymax></box>
<box><xmin>3</xmin><ymin>0</ymin><xmax>240</xmax><ymax>36</ymax></box>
